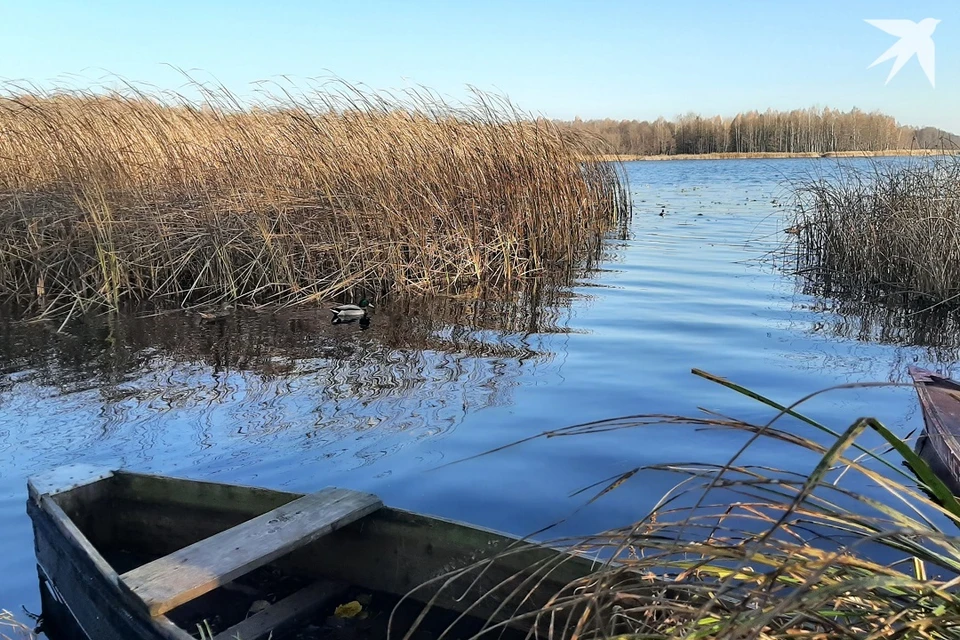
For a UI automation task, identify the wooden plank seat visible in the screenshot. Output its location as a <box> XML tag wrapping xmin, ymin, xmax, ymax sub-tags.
<box><xmin>211</xmin><ymin>579</ymin><xmax>348</xmax><ymax>640</ymax></box>
<box><xmin>119</xmin><ymin>487</ymin><xmax>382</xmax><ymax>616</ymax></box>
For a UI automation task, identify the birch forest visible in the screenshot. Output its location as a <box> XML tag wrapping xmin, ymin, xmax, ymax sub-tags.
<box><xmin>564</xmin><ymin>107</ymin><xmax>957</xmax><ymax>155</ymax></box>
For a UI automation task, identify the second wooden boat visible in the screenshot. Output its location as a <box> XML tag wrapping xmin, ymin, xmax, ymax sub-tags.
<box><xmin>909</xmin><ymin>366</ymin><xmax>960</xmax><ymax>495</ymax></box>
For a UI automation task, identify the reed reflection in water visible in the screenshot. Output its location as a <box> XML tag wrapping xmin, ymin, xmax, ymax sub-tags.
<box><xmin>788</xmin><ymin>281</ymin><xmax>960</xmax><ymax>379</ymax></box>
<box><xmin>0</xmin><ymin>282</ymin><xmax>579</xmax><ymax>474</ymax></box>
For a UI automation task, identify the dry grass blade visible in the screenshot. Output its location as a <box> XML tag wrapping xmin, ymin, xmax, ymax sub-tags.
<box><xmin>0</xmin><ymin>611</ymin><xmax>35</xmax><ymax>640</ymax></box>
<box><xmin>405</xmin><ymin>369</ymin><xmax>960</xmax><ymax>640</ymax></box>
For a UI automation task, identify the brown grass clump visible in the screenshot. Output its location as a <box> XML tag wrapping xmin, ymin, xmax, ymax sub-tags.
<box><xmin>0</xmin><ymin>78</ymin><xmax>628</xmax><ymax>316</ymax></box>
<box><xmin>787</xmin><ymin>154</ymin><xmax>960</xmax><ymax>310</ymax></box>
<box><xmin>416</xmin><ymin>370</ymin><xmax>960</xmax><ymax>640</ymax></box>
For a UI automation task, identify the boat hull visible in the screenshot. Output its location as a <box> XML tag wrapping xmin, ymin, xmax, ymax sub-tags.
<box><xmin>909</xmin><ymin>366</ymin><xmax>960</xmax><ymax>495</ymax></box>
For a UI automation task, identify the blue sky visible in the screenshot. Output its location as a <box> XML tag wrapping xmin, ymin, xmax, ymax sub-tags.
<box><xmin>1</xmin><ymin>0</ymin><xmax>957</xmax><ymax>132</ymax></box>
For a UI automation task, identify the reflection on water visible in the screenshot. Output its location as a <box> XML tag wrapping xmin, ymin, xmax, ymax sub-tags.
<box><xmin>787</xmin><ymin>268</ymin><xmax>960</xmax><ymax>378</ymax></box>
<box><xmin>0</xmin><ymin>283</ymin><xmax>579</xmax><ymax>456</ymax></box>
<box><xmin>331</xmin><ymin>313</ymin><xmax>371</xmax><ymax>329</ymax></box>
<box><xmin>801</xmin><ymin>297</ymin><xmax>960</xmax><ymax>354</ymax></box>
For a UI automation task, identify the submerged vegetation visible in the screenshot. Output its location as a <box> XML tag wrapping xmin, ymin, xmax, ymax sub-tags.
<box><xmin>788</xmin><ymin>155</ymin><xmax>960</xmax><ymax>311</ymax></box>
<box><xmin>414</xmin><ymin>370</ymin><xmax>960</xmax><ymax>640</ymax></box>
<box><xmin>0</xmin><ymin>78</ymin><xmax>628</xmax><ymax>317</ymax></box>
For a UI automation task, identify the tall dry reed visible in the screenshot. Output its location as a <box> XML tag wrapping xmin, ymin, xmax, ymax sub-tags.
<box><xmin>0</xmin><ymin>79</ymin><xmax>628</xmax><ymax>316</ymax></box>
<box><xmin>788</xmin><ymin>155</ymin><xmax>960</xmax><ymax>310</ymax></box>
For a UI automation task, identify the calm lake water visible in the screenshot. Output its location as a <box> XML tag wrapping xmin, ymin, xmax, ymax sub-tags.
<box><xmin>2</xmin><ymin>157</ymin><xmax>957</xmax><ymax>621</ymax></box>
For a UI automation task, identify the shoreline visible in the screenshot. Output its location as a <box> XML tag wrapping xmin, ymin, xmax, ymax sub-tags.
<box><xmin>597</xmin><ymin>149</ymin><xmax>959</xmax><ymax>162</ymax></box>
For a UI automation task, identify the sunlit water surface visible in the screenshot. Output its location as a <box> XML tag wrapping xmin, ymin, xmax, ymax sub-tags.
<box><xmin>2</xmin><ymin>157</ymin><xmax>957</xmax><ymax>618</ymax></box>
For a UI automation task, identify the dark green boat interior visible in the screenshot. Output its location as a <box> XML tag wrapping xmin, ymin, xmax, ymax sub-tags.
<box><xmin>36</xmin><ymin>470</ymin><xmax>591</xmax><ymax>639</ymax></box>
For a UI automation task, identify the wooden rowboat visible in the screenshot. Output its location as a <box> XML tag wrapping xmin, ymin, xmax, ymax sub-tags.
<box><xmin>28</xmin><ymin>465</ymin><xmax>598</xmax><ymax>640</ymax></box>
<box><xmin>909</xmin><ymin>366</ymin><xmax>960</xmax><ymax>495</ymax></box>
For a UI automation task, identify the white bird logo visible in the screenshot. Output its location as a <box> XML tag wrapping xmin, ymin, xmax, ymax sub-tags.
<box><xmin>865</xmin><ymin>18</ymin><xmax>940</xmax><ymax>87</ymax></box>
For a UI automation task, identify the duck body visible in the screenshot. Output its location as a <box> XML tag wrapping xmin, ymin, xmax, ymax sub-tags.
<box><xmin>188</xmin><ymin>302</ymin><xmax>234</xmax><ymax>323</ymax></box>
<box><xmin>198</xmin><ymin>307</ymin><xmax>233</xmax><ymax>321</ymax></box>
<box><xmin>330</xmin><ymin>298</ymin><xmax>374</xmax><ymax>321</ymax></box>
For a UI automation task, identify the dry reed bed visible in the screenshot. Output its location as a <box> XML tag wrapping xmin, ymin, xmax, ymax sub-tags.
<box><xmin>789</xmin><ymin>155</ymin><xmax>960</xmax><ymax>309</ymax></box>
<box><xmin>0</xmin><ymin>81</ymin><xmax>628</xmax><ymax>316</ymax></box>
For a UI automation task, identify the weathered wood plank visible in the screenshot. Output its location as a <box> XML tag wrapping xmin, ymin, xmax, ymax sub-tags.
<box><xmin>119</xmin><ymin>487</ymin><xmax>382</xmax><ymax>616</ymax></box>
<box><xmin>113</xmin><ymin>471</ymin><xmax>294</xmax><ymax>515</ymax></box>
<box><xmin>40</xmin><ymin>496</ymin><xmax>119</xmax><ymax>589</ymax></box>
<box><xmin>28</xmin><ymin>464</ymin><xmax>114</xmax><ymax>502</ymax></box>
<box><xmin>113</xmin><ymin>500</ymin><xmax>257</xmax><ymax>558</ymax></box>
<box><xmin>211</xmin><ymin>579</ymin><xmax>348</xmax><ymax>640</ymax></box>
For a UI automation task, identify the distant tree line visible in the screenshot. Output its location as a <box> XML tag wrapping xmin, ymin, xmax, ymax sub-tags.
<box><xmin>561</xmin><ymin>107</ymin><xmax>959</xmax><ymax>156</ymax></box>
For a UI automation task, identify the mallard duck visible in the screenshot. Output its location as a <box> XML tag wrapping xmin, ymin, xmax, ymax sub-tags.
<box><xmin>330</xmin><ymin>298</ymin><xmax>374</xmax><ymax>322</ymax></box>
<box><xmin>187</xmin><ymin>301</ymin><xmax>234</xmax><ymax>322</ymax></box>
